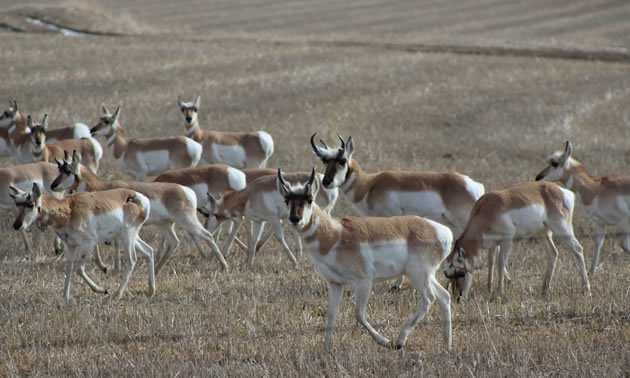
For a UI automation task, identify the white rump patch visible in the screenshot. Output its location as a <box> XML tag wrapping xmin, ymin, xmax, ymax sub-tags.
<box><xmin>186</xmin><ymin>138</ymin><xmax>202</xmax><ymax>167</ymax></box>
<box><xmin>227</xmin><ymin>167</ymin><xmax>247</xmax><ymax>190</ymax></box>
<box><xmin>258</xmin><ymin>131</ymin><xmax>275</xmax><ymax>158</ymax></box>
<box><xmin>462</xmin><ymin>175</ymin><xmax>485</xmax><ymax>200</ymax></box>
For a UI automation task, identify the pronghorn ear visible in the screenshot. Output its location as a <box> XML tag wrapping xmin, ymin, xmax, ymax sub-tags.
<box><xmin>26</xmin><ymin>115</ymin><xmax>33</xmax><ymax>128</ymax></box>
<box><xmin>32</xmin><ymin>182</ymin><xmax>42</xmax><ymax>200</ymax></box>
<box><xmin>306</xmin><ymin>167</ymin><xmax>320</xmax><ymax>198</ymax></box>
<box><xmin>42</xmin><ymin>114</ymin><xmax>48</xmax><ymax>129</ymax></box>
<box><xmin>72</xmin><ymin>150</ymin><xmax>82</xmax><ymax>164</ymax></box>
<box><xmin>12</xmin><ymin>100</ymin><xmax>18</xmax><ymax>111</ymax></box>
<box><xmin>177</xmin><ymin>96</ymin><xmax>183</xmax><ymax>109</ymax></box>
<box><xmin>194</xmin><ymin>95</ymin><xmax>200</xmax><ymax>109</ymax></box>
<box><xmin>562</xmin><ymin>140</ymin><xmax>572</xmax><ymax>162</ymax></box>
<box><xmin>102</xmin><ymin>105</ymin><xmax>110</xmax><ymax>115</ymax></box>
<box><xmin>457</xmin><ymin>247</ymin><xmax>467</xmax><ymax>260</ymax></box>
<box><xmin>276</xmin><ymin>168</ymin><xmax>291</xmax><ymax>197</ymax></box>
<box><xmin>55</xmin><ymin>158</ymin><xmax>63</xmax><ymax>168</ymax></box>
<box><xmin>8</xmin><ymin>185</ymin><xmax>24</xmax><ymax>199</ymax></box>
<box><xmin>112</xmin><ymin>106</ymin><xmax>121</xmax><ymax>123</ymax></box>
<box><xmin>345</xmin><ymin>136</ymin><xmax>355</xmax><ymax>159</ymax></box>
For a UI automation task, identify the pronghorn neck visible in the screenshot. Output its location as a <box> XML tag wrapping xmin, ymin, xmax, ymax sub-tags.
<box><xmin>296</xmin><ymin>205</ymin><xmax>341</xmax><ymax>255</ymax></box>
<box><xmin>340</xmin><ymin>159</ymin><xmax>372</xmax><ymax>200</ymax></box>
<box><xmin>78</xmin><ymin>167</ymin><xmax>109</xmax><ymax>192</ymax></box>
<box><xmin>562</xmin><ymin>161</ymin><xmax>599</xmax><ymax>206</ymax></box>
<box><xmin>454</xmin><ymin>230</ymin><xmax>483</xmax><ymax>263</ymax></box>
<box><xmin>31</xmin><ymin>144</ymin><xmax>47</xmax><ymax>160</ymax></box>
<box><xmin>40</xmin><ymin>195</ymin><xmax>72</xmax><ymax>229</ymax></box>
<box><xmin>221</xmin><ymin>189</ymin><xmax>247</xmax><ymax>217</ymax></box>
<box><xmin>8</xmin><ymin>112</ymin><xmax>27</xmax><ymax>146</ymax></box>
<box><xmin>106</xmin><ymin>123</ymin><xmax>129</xmax><ymax>159</ymax></box>
<box><xmin>184</xmin><ymin>119</ymin><xmax>202</xmax><ymax>140</ymax></box>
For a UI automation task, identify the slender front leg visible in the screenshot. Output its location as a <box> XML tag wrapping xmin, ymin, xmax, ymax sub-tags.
<box><xmin>487</xmin><ymin>246</ymin><xmax>497</xmax><ymax>292</ymax></box>
<box><xmin>63</xmin><ymin>246</ymin><xmax>78</xmax><ymax>302</ymax></box>
<box><xmin>20</xmin><ymin>229</ymin><xmax>33</xmax><ymax>255</ymax></box>
<box><xmin>114</xmin><ymin>234</ymin><xmax>138</xmax><ymax>299</ymax></box>
<box><xmin>76</xmin><ymin>244</ymin><xmax>107</xmax><ymax>294</ymax></box>
<box><xmin>323</xmin><ymin>282</ymin><xmax>344</xmax><ymax>353</ymax></box>
<box><xmin>494</xmin><ymin>239</ymin><xmax>513</xmax><ymax>299</ymax></box>
<box><xmin>221</xmin><ymin>217</ymin><xmax>244</xmax><ymax>255</ymax></box>
<box><xmin>248</xmin><ymin>221</ymin><xmax>265</xmax><ymax>266</ymax></box>
<box><xmin>135</xmin><ymin>237</ymin><xmax>156</xmax><ymax>297</ymax></box>
<box><xmin>542</xmin><ymin>231</ymin><xmax>559</xmax><ymax>295</ymax></box>
<box><xmin>270</xmin><ymin>220</ymin><xmax>298</xmax><ymax>266</ymax></box>
<box><xmin>352</xmin><ymin>280</ymin><xmax>390</xmax><ymax>347</ymax></box>
<box><xmin>154</xmin><ymin>223</ymin><xmax>179</xmax><ymax>276</ymax></box>
<box><xmin>93</xmin><ymin>244</ymin><xmax>109</xmax><ymax>273</ymax></box>
<box><xmin>590</xmin><ymin>224</ymin><xmax>606</xmax><ymax>275</ymax></box>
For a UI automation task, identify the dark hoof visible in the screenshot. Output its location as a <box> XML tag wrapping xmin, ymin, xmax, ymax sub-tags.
<box><xmin>389</xmin><ymin>286</ymin><xmax>400</xmax><ymax>293</ymax></box>
<box><xmin>395</xmin><ymin>344</ymin><xmax>403</xmax><ymax>350</ymax></box>
<box><xmin>104</xmin><ymin>289</ymin><xmax>109</xmax><ymax>295</ymax></box>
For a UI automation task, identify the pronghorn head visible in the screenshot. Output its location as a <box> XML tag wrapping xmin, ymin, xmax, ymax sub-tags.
<box><xmin>310</xmin><ymin>133</ymin><xmax>354</xmax><ymax>189</ymax></box>
<box><xmin>26</xmin><ymin>114</ymin><xmax>49</xmax><ymax>150</ymax></box>
<box><xmin>535</xmin><ymin>141</ymin><xmax>574</xmax><ymax>182</ymax></box>
<box><xmin>177</xmin><ymin>96</ymin><xmax>200</xmax><ymax>127</ymax></box>
<box><xmin>0</xmin><ymin>100</ymin><xmax>19</xmax><ymax>126</ymax></box>
<box><xmin>197</xmin><ymin>192</ymin><xmax>227</xmax><ymax>232</ymax></box>
<box><xmin>51</xmin><ymin>150</ymin><xmax>82</xmax><ymax>192</ymax></box>
<box><xmin>277</xmin><ymin>167</ymin><xmax>319</xmax><ymax>228</ymax></box>
<box><xmin>443</xmin><ymin>243</ymin><xmax>474</xmax><ymax>302</ymax></box>
<box><xmin>90</xmin><ymin>105</ymin><xmax>121</xmax><ymax>137</ymax></box>
<box><xmin>9</xmin><ymin>182</ymin><xmax>42</xmax><ymax>231</ymax></box>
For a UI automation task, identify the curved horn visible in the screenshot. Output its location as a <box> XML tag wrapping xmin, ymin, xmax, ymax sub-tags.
<box><xmin>277</xmin><ymin>168</ymin><xmax>289</xmax><ymax>189</ymax></box>
<box><xmin>319</xmin><ymin>139</ymin><xmax>328</xmax><ymax>149</ymax></box>
<box><xmin>308</xmin><ymin>166</ymin><xmax>316</xmax><ymax>186</ymax></box>
<box><xmin>310</xmin><ymin>133</ymin><xmax>324</xmax><ymax>158</ymax></box>
<box><xmin>563</xmin><ymin>140</ymin><xmax>572</xmax><ymax>160</ymax></box>
<box><xmin>337</xmin><ymin>133</ymin><xmax>345</xmax><ymax>150</ymax></box>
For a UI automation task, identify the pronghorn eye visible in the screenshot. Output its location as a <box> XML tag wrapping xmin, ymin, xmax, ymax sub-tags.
<box><xmin>27</xmin><ymin>203</ymin><xmax>34</xmax><ymax>208</ymax></box>
<box><xmin>308</xmin><ymin>199</ymin><xmax>313</xmax><ymax>205</ymax></box>
<box><xmin>284</xmin><ymin>199</ymin><xmax>289</xmax><ymax>206</ymax></box>
<box><xmin>3</xmin><ymin>111</ymin><xmax>9</xmax><ymax>116</ymax></box>
<box><xmin>191</xmin><ymin>107</ymin><xmax>197</xmax><ymax>112</ymax></box>
<box><xmin>339</xmin><ymin>159</ymin><xmax>347</xmax><ymax>166</ymax></box>
<box><xmin>551</xmin><ymin>160</ymin><xmax>559</xmax><ymax>168</ymax></box>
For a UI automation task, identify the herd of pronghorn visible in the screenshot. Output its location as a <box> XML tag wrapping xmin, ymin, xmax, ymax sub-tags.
<box><xmin>1</xmin><ymin>96</ymin><xmax>628</xmax><ymax>353</ymax></box>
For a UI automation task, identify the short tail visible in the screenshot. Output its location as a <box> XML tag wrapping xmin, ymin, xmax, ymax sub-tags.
<box><xmin>257</xmin><ymin>131</ymin><xmax>274</xmax><ymax>167</ymax></box>
<box><xmin>127</xmin><ymin>192</ymin><xmax>151</xmax><ymax>223</ymax></box>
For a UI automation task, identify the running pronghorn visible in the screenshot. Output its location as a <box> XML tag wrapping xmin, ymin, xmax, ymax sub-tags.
<box><xmin>198</xmin><ymin>170</ymin><xmax>339</xmax><ymax>267</ymax></box>
<box><xmin>90</xmin><ymin>106</ymin><xmax>202</xmax><ymax>181</ymax></box>
<box><xmin>26</xmin><ymin>114</ymin><xmax>103</xmax><ymax>173</ymax></box>
<box><xmin>50</xmin><ymin>151</ymin><xmax>229</xmax><ymax>275</ymax></box>
<box><xmin>0</xmin><ymin>161</ymin><xmax>67</xmax><ymax>254</ymax></box>
<box><xmin>177</xmin><ymin>96</ymin><xmax>274</xmax><ymax>168</ymax></box>
<box><xmin>277</xmin><ymin>168</ymin><xmax>452</xmax><ymax>352</ymax></box>
<box><xmin>1</xmin><ymin>101</ymin><xmax>91</xmax><ymax>162</ymax></box>
<box><xmin>536</xmin><ymin>141</ymin><xmax>630</xmax><ymax>275</ymax></box>
<box><xmin>311</xmin><ymin>133</ymin><xmax>484</xmax><ymax>289</ymax></box>
<box><xmin>9</xmin><ymin>183</ymin><xmax>154</xmax><ymax>302</ymax></box>
<box><xmin>443</xmin><ymin>181</ymin><xmax>591</xmax><ymax>301</ymax></box>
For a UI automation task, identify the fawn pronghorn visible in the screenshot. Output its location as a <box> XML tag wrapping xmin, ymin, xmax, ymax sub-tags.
<box><xmin>536</xmin><ymin>141</ymin><xmax>630</xmax><ymax>275</ymax></box>
<box><xmin>277</xmin><ymin>168</ymin><xmax>452</xmax><ymax>352</ymax></box>
<box><xmin>443</xmin><ymin>181</ymin><xmax>591</xmax><ymax>301</ymax></box>
<box><xmin>177</xmin><ymin>96</ymin><xmax>274</xmax><ymax>168</ymax></box>
<box><xmin>198</xmin><ymin>170</ymin><xmax>339</xmax><ymax>267</ymax></box>
<box><xmin>0</xmin><ymin>161</ymin><xmax>68</xmax><ymax>254</ymax></box>
<box><xmin>90</xmin><ymin>106</ymin><xmax>202</xmax><ymax>181</ymax></box>
<box><xmin>1</xmin><ymin>101</ymin><xmax>91</xmax><ymax>162</ymax></box>
<box><xmin>26</xmin><ymin>114</ymin><xmax>103</xmax><ymax>173</ymax></box>
<box><xmin>9</xmin><ymin>183</ymin><xmax>154</xmax><ymax>301</ymax></box>
<box><xmin>50</xmin><ymin>151</ymin><xmax>229</xmax><ymax>275</ymax></box>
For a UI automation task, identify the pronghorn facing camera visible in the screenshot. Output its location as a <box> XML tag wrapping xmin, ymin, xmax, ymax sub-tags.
<box><xmin>26</xmin><ymin>114</ymin><xmax>103</xmax><ymax>173</ymax></box>
<box><xmin>310</xmin><ymin>134</ymin><xmax>484</xmax><ymax>239</ymax></box>
<box><xmin>276</xmin><ymin>168</ymin><xmax>452</xmax><ymax>352</ymax></box>
<box><xmin>443</xmin><ymin>181</ymin><xmax>590</xmax><ymax>301</ymax></box>
<box><xmin>177</xmin><ymin>96</ymin><xmax>274</xmax><ymax>168</ymax></box>
<box><xmin>9</xmin><ymin>183</ymin><xmax>155</xmax><ymax>302</ymax></box>
<box><xmin>536</xmin><ymin>141</ymin><xmax>630</xmax><ymax>274</ymax></box>
<box><xmin>91</xmin><ymin>106</ymin><xmax>202</xmax><ymax>181</ymax></box>
<box><xmin>51</xmin><ymin>151</ymin><xmax>229</xmax><ymax>275</ymax></box>
<box><xmin>0</xmin><ymin>100</ymin><xmax>21</xmax><ymax>157</ymax></box>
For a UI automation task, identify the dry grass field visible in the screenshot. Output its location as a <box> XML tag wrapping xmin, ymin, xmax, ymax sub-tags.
<box><xmin>1</xmin><ymin>0</ymin><xmax>630</xmax><ymax>376</ymax></box>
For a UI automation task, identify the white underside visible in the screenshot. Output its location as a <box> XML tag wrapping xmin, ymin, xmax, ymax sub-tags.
<box><xmin>202</xmin><ymin>144</ymin><xmax>248</xmax><ymax>168</ymax></box>
<box><xmin>482</xmin><ymin>204</ymin><xmax>548</xmax><ymax>247</ymax></box>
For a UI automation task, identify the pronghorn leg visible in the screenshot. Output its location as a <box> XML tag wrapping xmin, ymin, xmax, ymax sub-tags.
<box><xmin>154</xmin><ymin>223</ymin><xmax>180</xmax><ymax>276</ymax></box>
<box><xmin>352</xmin><ymin>279</ymin><xmax>390</xmax><ymax>347</ymax></box>
<box><xmin>20</xmin><ymin>229</ymin><xmax>34</xmax><ymax>255</ymax></box>
<box><xmin>76</xmin><ymin>243</ymin><xmax>107</xmax><ymax>294</ymax></box>
<box><xmin>589</xmin><ymin>224</ymin><xmax>606</xmax><ymax>275</ymax></box>
<box><xmin>191</xmin><ymin>233</ymin><xmax>229</xmax><ymax>272</ymax></box>
<box><xmin>93</xmin><ymin>245</ymin><xmax>108</xmax><ymax>273</ymax></box>
<box><xmin>432</xmin><ymin>276</ymin><xmax>452</xmax><ymax>350</ymax></box>
<box><xmin>221</xmin><ymin>217</ymin><xmax>244</xmax><ymax>255</ymax></box>
<box><xmin>493</xmin><ymin>239</ymin><xmax>513</xmax><ymax>299</ymax></box>
<box><xmin>542</xmin><ymin>231</ymin><xmax>559</xmax><ymax>295</ymax></box>
<box><xmin>559</xmin><ymin>231</ymin><xmax>590</xmax><ymax>294</ymax></box>
<box><xmin>54</xmin><ymin>236</ymin><xmax>64</xmax><ymax>255</ymax></box>
<box><xmin>114</xmin><ymin>233</ymin><xmax>138</xmax><ymax>299</ymax></box>
<box><xmin>323</xmin><ymin>282</ymin><xmax>344</xmax><ymax>353</ymax></box>
<box><xmin>63</xmin><ymin>246</ymin><xmax>78</xmax><ymax>302</ymax></box>
<box><xmin>135</xmin><ymin>236</ymin><xmax>156</xmax><ymax>297</ymax></box>
<box><xmin>390</xmin><ymin>276</ymin><xmax>404</xmax><ymax>291</ymax></box>
<box><xmin>255</xmin><ymin>225</ymin><xmax>274</xmax><ymax>252</ymax></box>
<box><xmin>396</xmin><ymin>274</ymin><xmax>436</xmax><ymax>349</ymax></box>
<box><xmin>487</xmin><ymin>246</ymin><xmax>498</xmax><ymax>292</ymax></box>
<box><xmin>290</xmin><ymin>226</ymin><xmax>303</xmax><ymax>258</ymax></box>
<box><xmin>270</xmin><ymin>220</ymin><xmax>298</xmax><ymax>266</ymax></box>
<box><xmin>247</xmin><ymin>221</ymin><xmax>265</xmax><ymax>266</ymax></box>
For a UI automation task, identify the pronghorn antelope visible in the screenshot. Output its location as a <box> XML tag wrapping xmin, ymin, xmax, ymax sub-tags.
<box><xmin>9</xmin><ymin>183</ymin><xmax>154</xmax><ymax>301</ymax></box>
<box><xmin>443</xmin><ymin>181</ymin><xmax>591</xmax><ymax>301</ymax></box>
<box><xmin>177</xmin><ymin>96</ymin><xmax>274</xmax><ymax>168</ymax></box>
<box><xmin>90</xmin><ymin>106</ymin><xmax>202</xmax><ymax>181</ymax></box>
<box><xmin>277</xmin><ymin>168</ymin><xmax>452</xmax><ymax>352</ymax></box>
<box><xmin>0</xmin><ymin>161</ymin><xmax>67</xmax><ymax>254</ymax></box>
<box><xmin>26</xmin><ymin>114</ymin><xmax>103</xmax><ymax>173</ymax></box>
<box><xmin>50</xmin><ymin>151</ymin><xmax>229</xmax><ymax>275</ymax></box>
<box><xmin>198</xmin><ymin>170</ymin><xmax>339</xmax><ymax>267</ymax></box>
<box><xmin>536</xmin><ymin>141</ymin><xmax>630</xmax><ymax>275</ymax></box>
<box><xmin>1</xmin><ymin>101</ymin><xmax>91</xmax><ymax>162</ymax></box>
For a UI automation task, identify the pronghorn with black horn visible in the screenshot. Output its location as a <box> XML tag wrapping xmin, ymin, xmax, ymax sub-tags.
<box><xmin>443</xmin><ymin>181</ymin><xmax>590</xmax><ymax>301</ymax></box>
<box><xmin>50</xmin><ymin>151</ymin><xmax>229</xmax><ymax>275</ymax></box>
<box><xmin>1</xmin><ymin>101</ymin><xmax>91</xmax><ymax>162</ymax></box>
<box><xmin>26</xmin><ymin>114</ymin><xmax>103</xmax><ymax>173</ymax></box>
<box><xmin>9</xmin><ymin>182</ymin><xmax>154</xmax><ymax>302</ymax></box>
<box><xmin>311</xmin><ymin>133</ymin><xmax>484</xmax><ymax>289</ymax></box>
<box><xmin>0</xmin><ymin>161</ymin><xmax>67</xmax><ymax>254</ymax></box>
<box><xmin>277</xmin><ymin>167</ymin><xmax>452</xmax><ymax>352</ymax></box>
<box><xmin>90</xmin><ymin>106</ymin><xmax>202</xmax><ymax>181</ymax></box>
<box><xmin>177</xmin><ymin>96</ymin><xmax>274</xmax><ymax>168</ymax></box>
<box><xmin>536</xmin><ymin>141</ymin><xmax>630</xmax><ymax>275</ymax></box>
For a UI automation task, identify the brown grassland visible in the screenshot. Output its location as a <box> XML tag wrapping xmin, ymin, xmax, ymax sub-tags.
<box><xmin>1</xmin><ymin>0</ymin><xmax>630</xmax><ymax>376</ymax></box>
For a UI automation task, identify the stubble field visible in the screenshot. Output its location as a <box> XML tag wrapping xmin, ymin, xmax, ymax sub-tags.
<box><xmin>1</xmin><ymin>0</ymin><xmax>629</xmax><ymax>376</ymax></box>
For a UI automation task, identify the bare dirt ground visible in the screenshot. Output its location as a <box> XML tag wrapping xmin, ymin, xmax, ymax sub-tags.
<box><xmin>0</xmin><ymin>0</ymin><xmax>629</xmax><ymax>376</ymax></box>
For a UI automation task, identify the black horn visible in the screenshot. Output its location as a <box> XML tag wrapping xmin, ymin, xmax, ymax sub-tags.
<box><xmin>310</xmin><ymin>133</ymin><xmax>324</xmax><ymax>158</ymax></box>
<box><xmin>277</xmin><ymin>168</ymin><xmax>289</xmax><ymax>189</ymax></box>
<box><xmin>337</xmin><ymin>133</ymin><xmax>345</xmax><ymax>150</ymax></box>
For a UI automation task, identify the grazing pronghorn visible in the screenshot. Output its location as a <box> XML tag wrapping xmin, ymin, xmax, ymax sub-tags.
<box><xmin>277</xmin><ymin>168</ymin><xmax>452</xmax><ymax>352</ymax></box>
<box><xmin>311</xmin><ymin>133</ymin><xmax>484</xmax><ymax>289</ymax></box>
<box><xmin>90</xmin><ymin>106</ymin><xmax>202</xmax><ymax>181</ymax></box>
<box><xmin>0</xmin><ymin>161</ymin><xmax>67</xmax><ymax>254</ymax></box>
<box><xmin>50</xmin><ymin>151</ymin><xmax>229</xmax><ymax>275</ymax></box>
<box><xmin>9</xmin><ymin>183</ymin><xmax>154</xmax><ymax>301</ymax></box>
<box><xmin>177</xmin><ymin>96</ymin><xmax>274</xmax><ymax>168</ymax></box>
<box><xmin>443</xmin><ymin>181</ymin><xmax>591</xmax><ymax>301</ymax></box>
<box><xmin>198</xmin><ymin>170</ymin><xmax>339</xmax><ymax>266</ymax></box>
<box><xmin>1</xmin><ymin>101</ymin><xmax>91</xmax><ymax>162</ymax></box>
<box><xmin>536</xmin><ymin>141</ymin><xmax>630</xmax><ymax>274</ymax></box>
<box><xmin>26</xmin><ymin>114</ymin><xmax>102</xmax><ymax>173</ymax></box>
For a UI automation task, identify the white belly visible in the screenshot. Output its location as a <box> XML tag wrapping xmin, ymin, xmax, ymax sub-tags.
<box><xmin>204</xmin><ymin>144</ymin><xmax>247</xmax><ymax>168</ymax></box>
